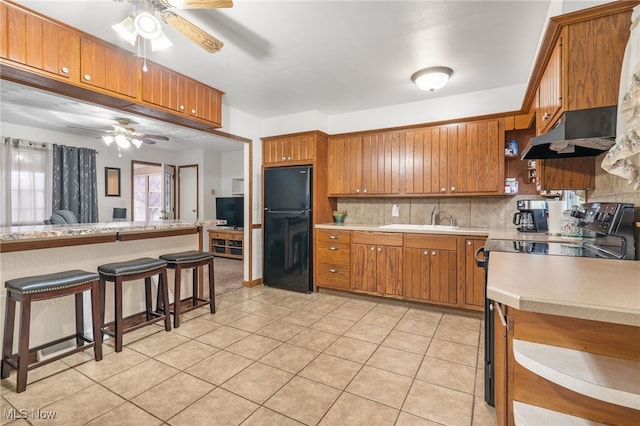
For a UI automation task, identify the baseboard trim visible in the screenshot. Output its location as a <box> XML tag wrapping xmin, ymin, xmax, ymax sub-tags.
<box><xmin>243</xmin><ymin>278</ymin><xmax>263</xmax><ymax>287</ymax></box>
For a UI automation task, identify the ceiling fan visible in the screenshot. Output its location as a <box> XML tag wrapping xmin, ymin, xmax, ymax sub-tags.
<box><xmin>112</xmin><ymin>0</ymin><xmax>233</xmax><ymax>53</ymax></box>
<box><xmin>68</xmin><ymin>118</ymin><xmax>170</xmax><ymax>149</ymax></box>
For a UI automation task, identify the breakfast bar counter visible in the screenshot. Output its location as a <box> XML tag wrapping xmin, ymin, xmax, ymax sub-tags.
<box><xmin>0</xmin><ymin>220</ymin><xmax>223</xmax><ymax>349</ymax></box>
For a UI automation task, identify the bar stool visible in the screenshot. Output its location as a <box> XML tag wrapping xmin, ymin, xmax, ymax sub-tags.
<box><xmin>98</xmin><ymin>258</ymin><xmax>171</xmax><ymax>353</ymax></box>
<box><xmin>158</xmin><ymin>251</ymin><xmax>215</xmax><ymax>328</ymax></box>
<box><xmin>1</xmin><ymin>270</ymin><xmax>103</xmax><ymax>393</ymax></box>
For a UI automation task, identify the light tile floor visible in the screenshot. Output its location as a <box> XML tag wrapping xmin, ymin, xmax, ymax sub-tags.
<box><xmin>1</xmin><ymin>286</ymin><xmax>497</xmax><ymax>425</ymax></box>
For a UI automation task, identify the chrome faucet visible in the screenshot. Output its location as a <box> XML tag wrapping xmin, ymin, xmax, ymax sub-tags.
<box><xmin>431</xmin><ymin>205</ymin><xmax>438</xmax><ymax>225</ymax></box>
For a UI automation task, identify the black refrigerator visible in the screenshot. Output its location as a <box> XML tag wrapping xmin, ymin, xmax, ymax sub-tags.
<box><xmin>263</xmin><ymin>166</ymin><xmax>313</xmax><ymax>293</ymax></box>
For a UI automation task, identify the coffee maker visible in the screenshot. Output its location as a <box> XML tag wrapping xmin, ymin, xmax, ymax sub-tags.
<box><xmin>513</xmin><ymin>199</ymin><xmax>548</xmax><ymax>232</ymax></box>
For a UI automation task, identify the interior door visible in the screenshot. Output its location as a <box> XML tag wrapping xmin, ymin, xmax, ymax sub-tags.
<box><xmin>161</xmin><ymin>164</ymin><xmax>175</xmax><ymax>220</ymax></box>
<box><xmin>178</xmin><ymin>165</ymin><xmax>198</xmax><ymax>220</ymax></box>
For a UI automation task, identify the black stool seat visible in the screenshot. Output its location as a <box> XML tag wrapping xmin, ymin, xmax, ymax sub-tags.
<box><xmin>2</xmin><ymin>269</ymin><xmax>102</xmax><ymax>393</ymax></box>
<box><xmin>98</xmin><ymin>258</ymin><xmax>168</xmax><ymax>277</ymax></box>
<box><xmin>160</xmin><ymin>251</ymin><xmax>214</xmax><ymax>264</ymax></box>
<box><xmin>6</xmin><ymin>270</ymin><xmax>99</xmax><ymax>294</ymax></box>
<box><xmin>158</xmin><ymin>250</ymin><xmax>215</xmax><ymax>328</ymax></box>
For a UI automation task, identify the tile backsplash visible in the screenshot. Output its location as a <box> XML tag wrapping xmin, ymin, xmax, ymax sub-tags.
<box><xmin>336</xmin><ymin>196</ymin><xmax>540</xmax><ymax>229</ymax></box>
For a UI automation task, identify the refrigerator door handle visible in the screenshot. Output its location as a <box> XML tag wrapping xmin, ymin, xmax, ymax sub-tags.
<box><xmin>265</xmin><ymin>210</ymin><xmax>309</xmax><ymax>214</ymax></box>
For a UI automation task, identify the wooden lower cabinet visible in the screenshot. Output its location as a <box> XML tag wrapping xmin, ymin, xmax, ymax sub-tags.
<box><xmin>350</xmin><ymin>232</ymin><xmax>403</xmax><ymax>297</ymax></box>
<box><xmin>464</xmin><ymin>238</ymin><xmax>486</xmax><ymax>310</ymax></box>
<box><xmin>315</xmin><ymin>229</ymin><xmax>351</xmax><ymax>291</ymax></box>
<box><xmin>403</xmin><ymin>234</ymin><xmax>457</xmax><ymax>305</ymax></box>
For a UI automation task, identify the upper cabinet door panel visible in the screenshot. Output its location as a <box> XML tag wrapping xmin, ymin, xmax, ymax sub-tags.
<box><xmin>1</xmin><ymin>3</ymin><xmax>79</xmax><ymax>80</ymax></box>
<box><xmin>80</xmin><ymin>38</ymin><xmax>138</xmax><ymax>98</ymax></box>
<box><xmin>142</xmin><ymin>63</ymin><xmax>187</xmax><ymax>113</ymax></box>
<box><xmin>537</xmin><ymin>37</ymin><xmax>563</xmax><ymax>134</ymax></box>
<box><xmin>328</xmin><ymin>136</ymin><xmax>362</xmax><ymax>195</ymax></box>
<box><xmin>361</xmin><ymin>132</ymin><xmax>402</xmax><ymax>195</ymax></box>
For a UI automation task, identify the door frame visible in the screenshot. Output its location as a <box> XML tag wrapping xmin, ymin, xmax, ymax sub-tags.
<box><xmin>130</xmin><ymin>160</ymin><xmax>176</xmax><ymax>221</ymax></box>
<box><xmin>177</xmin><ymin>164</ymin><xmax>199</xmax><ymax>220</ymax></box>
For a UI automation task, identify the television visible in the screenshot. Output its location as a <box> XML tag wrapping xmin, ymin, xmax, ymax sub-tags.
<box><xmin>215</xmin><ymin>196</ymin><xmax>244</xmax><ymax>229</ymax></box>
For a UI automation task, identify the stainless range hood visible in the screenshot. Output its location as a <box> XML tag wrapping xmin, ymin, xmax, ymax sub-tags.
<box><xmin>521</xmin><ymin>106</ymin><xmax>617</xmax><ymax>160</ymax></box>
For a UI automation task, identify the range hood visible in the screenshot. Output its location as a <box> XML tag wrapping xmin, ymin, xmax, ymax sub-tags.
<box><xmin>521</xmin><ymin>106</ymin><xmax>617</xmax><ymax>159</ymax></box>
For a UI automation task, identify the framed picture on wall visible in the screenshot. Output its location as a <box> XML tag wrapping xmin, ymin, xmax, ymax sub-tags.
<box><xmin>105</xmin><ymin>167</ymin><xmax>121</xmax><ymax>197</ymax></box>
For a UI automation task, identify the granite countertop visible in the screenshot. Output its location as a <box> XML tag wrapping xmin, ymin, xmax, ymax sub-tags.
<box><xmin>0</xmin><ymin>219</ymin><xmax>226</xmax><ymax>241</ymax></box>
<box><xmin>316</xmin><ymin>223</ymin><xmax>582</xmax><ymax>243</ymax></box>
<box><xmin>487</xmin><ymin>251</ymin><xmax>640</xmax><ymax>327</ymax></box>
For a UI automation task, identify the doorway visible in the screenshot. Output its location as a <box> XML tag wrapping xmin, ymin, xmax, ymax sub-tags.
<box><xmin>178</xmin><ymin>164</ymin><xmax>199</xmax><ymax>220</ymax></box>
<box><xmin>131</xmin><ymin>161</ymin><xmax>175</xmax><ymax>221</ymax></box>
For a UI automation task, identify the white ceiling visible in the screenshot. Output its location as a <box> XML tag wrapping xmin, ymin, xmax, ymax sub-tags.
<box><xmin>2</xmin><ymin>0</ymin><xmax>607</xmax><ymax>151</ymax></box>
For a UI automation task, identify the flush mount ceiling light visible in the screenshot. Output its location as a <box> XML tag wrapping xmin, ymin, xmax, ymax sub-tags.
<box><xmin>411</xmin><ymin>66</ymin><xmax>454</xmax><ymax>92</ymax></box>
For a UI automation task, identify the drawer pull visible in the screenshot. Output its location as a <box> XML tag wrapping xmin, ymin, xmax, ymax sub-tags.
<box><xmin>61</xmin><ymin>66</ymin><xmax>69</xmax><ymax>74</ymax></box>
<box><xmin>328</xmin><ymin>268</ymin><xmax>339</xmax><ymax>273</ymax></box>
<box><xmin>83</xmin><ymin>74</ymin><xmax>91</xmax><ymax>81</ymax></box>
<box><xmin>329</xmin><ymin>247</ymin><xmax>339</xmax><ymax>251</ymax></box>
<box><xmin>329</xmin><ymin>235</ymin><xmax>339</xmax><ymax>239</ymax></box>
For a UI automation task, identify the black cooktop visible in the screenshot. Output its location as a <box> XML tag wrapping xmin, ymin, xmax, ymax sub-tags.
<box><xmin>484</xmin><ymin>238</ymin><xmax>628</xmax><ymax>259</ymax></box>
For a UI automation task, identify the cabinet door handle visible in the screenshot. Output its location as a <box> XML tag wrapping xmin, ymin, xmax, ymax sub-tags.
<box><xmin>431</xmin><ymin>251</ymin><xmax>436</xmax><ymax>256</ymax></box>
<box><xmin>287</xmin><ymin>156</ymin><xmax>292</xmax><ymax>160</ymax></box>
<box><xmin>370</xmin><ymin>246</ymin><xmax>375</xmax><ymax>251</ymax></box>
<box><xmin>467</xmin><ymin>241</ymin><xmax>472</xmax><ymax>246</ymax></box>
<box><xmin>61</xmin><ymin>67</ymin><xmax>69</xmax><ymax>74</ymax></box>
<box><xmin>423</xmin><ymin>251</ymin><xmax>428</xmax><ymax>255</ymax></box>
<box><xmin>363</xmin><ymin>189</ymin><xmax>368</xmax><ymax>193</ymax></box>
<box><xmin>282</xmin><ymin>156</ymin><xmax>286</xmax><ymax>161</ymax></box>
<box><xmin>329</xmin><ymin>235</ymin><xmax>338</xmax><ymax>239</ymax></box>
<box><xmin>440</xmin><ymin>187</ymin><xmax>446</xmax><ymax>192</ymax></box>
<box><xmin>179</xmin><ymin>105</ymin><xmax>185</xmax><ymax>111</ymax></box>
<box><xmin>495</xmin><ymin>302</ymin><xmax>507</xmax><ymax>328</ymax></box>
<box><xmin>329</xmin><ymin>247</ymin><xmax>339</xmax><ymax>251</ymax></box>
<box><xmin>356</xmin><ymin>189</ymin><xmax>361</xmax><ymax>193</ymax></box>
<box><xmin>377</xmin><ymin>247</ymin><xmax>382</xmax><ymax>252</ymax></box>
<box><xmin>450</xmin><ymin>186</ymin><xmax>456</xmax><ymax>192</ymax></box>
<box><xmin>191</xmin><ymin>109</ymin><xmax>197</xmax><ymax>114</ymax></box>
<box><xmin>83</xmin><ymin>74</ymin><xmax>91</xmax><ymax>81</ymax></box>
<box><xmin>329</xmin><ymin>268</ymin><xmax>338</xmax><ymax>273</ymax></box>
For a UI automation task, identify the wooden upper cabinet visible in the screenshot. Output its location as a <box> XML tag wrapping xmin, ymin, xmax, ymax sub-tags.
<box><xmin>0</xmin><ymin>2</ymin><xmax>79</xmax><ymax>80</ymax></box>
<box><xmin>327</xmin><ymin>136</ymin><xmax>362</xmax><ymax>194</ymax></box>
<box><xmin>141</xmin><ymin>62</ymin><xmax>187</xmax><ymax>113</ymax></box>
<box><xmin>404</xmin><ymin>126</ymin><xmax>448</xmax><ymax>195</ymax></box>
<box><xmin>186</xmin><ymin>78</ymin><xmax>222</xmax><ymax>126</ymax></box>
<box><xmin>451</xmin><ymin>118</ymin><xmax>503</xmax><ymax>194</ymax></box>
<box><xmin>537</xmin><ymin>36</ymin><xmax>563</xmax><ymax>134</ymax></box>
<box><xmin>361</xmin><ymin>131</ymin><xmax>402</xmax><ymax>195</ymax></box>
<box><xmin>263</xmin><ymin>133</ymin><xmax>317</xmax><ymax>165</ymax></box>
<box><xmin>405</xmin><ymin>118</ymin><xmax>503</xmax><ymax>195</ymax></box>
<box><xmin>80</xmin><ymin>38</ymin><xmax>138</xmax><ymax>99</ymax></box>
<box><xmin>328</xmin><ymin>131</ymin><xmax>401</xmax><ymax>196</ymax></box>
<box><xmin>538</xmin><ymin>157</ymin><xmax>595</xmax><ymax>190</ymax></box>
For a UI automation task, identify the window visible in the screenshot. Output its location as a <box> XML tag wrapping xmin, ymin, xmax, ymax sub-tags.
<box><xmin>1</xmin><ymin>138</ymin><xmax>52</xmax><ymax>226</ymax></box>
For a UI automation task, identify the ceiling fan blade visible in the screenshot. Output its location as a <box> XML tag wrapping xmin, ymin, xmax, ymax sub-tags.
<box><xmin>154</xmin><ymin>0</ymin><xmax>232</xmax><ymax>9</ymax></box>
<box><xmin>161</xmin><ymin>11</ymin><xmax>223</xmax><ymax>53</ymax></box>
<box><xmin>137</xmin><ymin>133</ymin><xmax>170</xmax><ymax>141</ymax></box>
<box><xmin>67</xmin><ymin>125</ymin><xmax>112</xmax><ymax>134</ymax></box>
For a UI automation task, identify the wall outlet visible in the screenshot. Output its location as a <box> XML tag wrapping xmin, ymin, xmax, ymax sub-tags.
<box><xmin>391</xmin><ymin>204</ymin><xmax>399</xmax><ymax>217</ymax></box>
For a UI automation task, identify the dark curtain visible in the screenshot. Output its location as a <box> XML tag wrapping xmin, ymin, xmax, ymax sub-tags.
<box><xmin>52</xmin><ymin>144</ymin><xmax>98</xmax><ymax>223</ymax></box>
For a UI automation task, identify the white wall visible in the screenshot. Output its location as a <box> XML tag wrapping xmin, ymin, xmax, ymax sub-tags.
<box><xmin>219</xmin><ymin>150</ymin><xmax>244</xmax><ymax>196</ymax></box>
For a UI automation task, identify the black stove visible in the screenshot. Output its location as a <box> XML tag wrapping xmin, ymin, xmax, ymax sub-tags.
<box><xmin>479</xmin><ymin>202</ymin><xmax>636</xmax><ymax>407</ymax></box>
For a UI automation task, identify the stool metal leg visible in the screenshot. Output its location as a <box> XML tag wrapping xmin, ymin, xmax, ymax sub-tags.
<box><xmin>208</xmin><ymin>258</ymin><xmax>215</xmax><ymax>314</ymax></box>
<box><xmin>114</xmin><ymin>277</ymin><xmax>124</xmax><ymax>353</ymax></box>
<box><xmin>90</xmin><ymin>282</ymin><xmax>103</xmax><ymax>361</ymax></box>
<box><xmin>16</xmin><ymin>295</ymin><xmax>32</xmax><ymax>393</ymax></box>
<box><xmin>160</xmin><ymin>268</ymin><xmax>171</xmax><ymax>331</ymax></box>
<box><xmin>1</xmin><ymin>293</ymin><xmax>16</xmax><ymax>379</ymax></box>
<box><xmin>75</xmin><ymin>292</ymin><xmax>84</xmax><ymax>348</ymax></box>
<box><xmin>173</xmin><ymin>265</ymin><xmax>182</xmax><ymax>328</ymax></box>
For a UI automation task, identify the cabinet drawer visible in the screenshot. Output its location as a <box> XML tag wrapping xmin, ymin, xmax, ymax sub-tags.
<box><xmin>404</xmin><ymin>234</ymin><xmax>457</xmax><ymax>250</ymax></box>
<box><xmin>351</xmin><ymin>231</ymin><xmax>403</xmax><ymax>246</ymax></box>
<box><xmin>317</xmin><ymin>263</ymin><xmax>351</xmax><ymax>289</ymax></box>
<box><xmin>316</xmin><ymin>229</ymin><xmax>351</xmax><ymax>243</ymax></box>
<box><xmin>316</xmin><ymin>242</ymin><xmax>350</xmax><ymax>264</ymax></box>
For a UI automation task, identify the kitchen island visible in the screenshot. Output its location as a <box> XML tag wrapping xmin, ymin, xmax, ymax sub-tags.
<box><xmin>0</xmin><ymin>220</ymin><xmax>223</xmax><ymax>350</ymax></box>
<box><xmin>486</xmin><ymin>252</ymin><xmax>640</xmax><ymax>425</ymax></box>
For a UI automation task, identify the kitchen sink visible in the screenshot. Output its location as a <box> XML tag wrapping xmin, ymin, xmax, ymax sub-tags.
<box><xmin>378</xmin><ymin>224</ymin><xmax>459</xmax><ymax>231</ymax></box>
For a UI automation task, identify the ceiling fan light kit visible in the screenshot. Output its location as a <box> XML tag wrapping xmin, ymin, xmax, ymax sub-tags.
<box><xmin>411</xmin><ymin>66</ymin><xmax>454</xmax><ymax>92</ymax></box>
